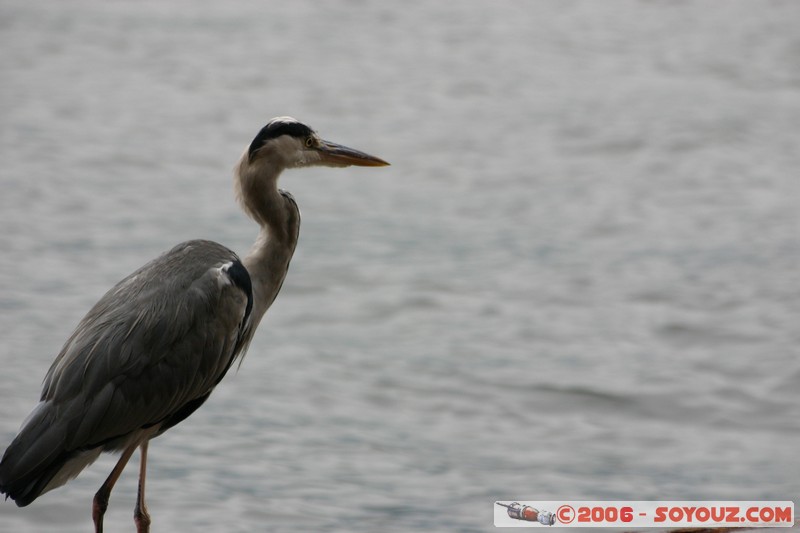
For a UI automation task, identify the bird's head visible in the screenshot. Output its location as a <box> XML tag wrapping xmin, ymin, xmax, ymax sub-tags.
<box><xmin>234</xmin><ymin>117</ymin><xmax>388</xmax><ymax>225</ymax></box>
<box><xmin>244</xmin><ymin>116</ymin><xmax>389</xmax><ymax>171</ymax></box>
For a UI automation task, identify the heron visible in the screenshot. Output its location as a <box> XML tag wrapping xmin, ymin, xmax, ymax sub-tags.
<box><xmin>0</xmin><ymin>117</ymin><xmax>388</xmax><ymax>532</ymax></box>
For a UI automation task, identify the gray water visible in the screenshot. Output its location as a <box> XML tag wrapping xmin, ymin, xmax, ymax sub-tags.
<box><xmin>1</xmin><ymin>1</ymin><xmax>799</xmax><ymax>531</ymax></box>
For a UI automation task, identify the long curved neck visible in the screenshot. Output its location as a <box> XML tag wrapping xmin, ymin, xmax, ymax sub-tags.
<box><xmin>236</xmin><ymin>157</ymin><xmax>301</xmax><ymax>331</ymax></box>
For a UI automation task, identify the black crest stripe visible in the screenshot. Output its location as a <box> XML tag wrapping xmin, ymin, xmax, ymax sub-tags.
<box><xmin>247</xmin><ymin>119</ymin><xmax>315</xmax><ymax>161</ymax></box>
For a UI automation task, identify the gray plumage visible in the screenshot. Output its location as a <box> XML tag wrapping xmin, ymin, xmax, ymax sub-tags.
<box><xmin>1</xmin><ymin>241</ymin><xmax>252</xmax><ymax>504</ymax></box>
<box><xmin>0</xmin><ymin>117</ymin><xmax>387</xmax><ymax>532</ymax></box>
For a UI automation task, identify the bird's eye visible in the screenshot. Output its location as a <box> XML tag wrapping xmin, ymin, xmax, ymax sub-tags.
<box><xmin>305</xmin><ymin>137</ymin><xmax>315</xmax><ymax>148</ymax></box>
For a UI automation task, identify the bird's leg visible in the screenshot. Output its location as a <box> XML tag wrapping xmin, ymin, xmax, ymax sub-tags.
<box><xmin>93</xmin><ymin>441</ymin><xmax>138</xmax><ymax>533</ymax></box>
<box><xmin>134</xmin><ymin>439</ymin><xmax>151</xmax><ymax>533</ymax></box>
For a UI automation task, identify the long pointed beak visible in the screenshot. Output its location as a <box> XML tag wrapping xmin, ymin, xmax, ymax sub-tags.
<box><xmin>317</xmin><ymin>139</ymin><xmax>390</xmax><ymax>167</ymax></box>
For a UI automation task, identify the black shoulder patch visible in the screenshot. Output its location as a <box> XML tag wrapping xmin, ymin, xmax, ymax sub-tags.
<box><xmin>247</xmin><ymin>118</ymin><xmax>314</xmax><ymax>161</ymax></box>
<box><xmin>225</xmin><ymin>260</ymin><xmax>253</xmax><ymax>326</ymax></box>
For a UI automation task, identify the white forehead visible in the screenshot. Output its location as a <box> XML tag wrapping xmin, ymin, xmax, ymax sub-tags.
<box><xmin>269</xmin><ymin>116</ymin><xmax>300</xmax><ymax>126</ymax></box>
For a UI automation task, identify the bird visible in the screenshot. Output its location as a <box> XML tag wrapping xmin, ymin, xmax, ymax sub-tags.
<box><xmin>0</xmin><ymin>117</ymin><xmax>388</xmax><ymax>533</ymax></box>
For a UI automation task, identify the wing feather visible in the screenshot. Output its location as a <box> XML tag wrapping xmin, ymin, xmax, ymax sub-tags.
<box><xmin>57</xmin><ymin>240</ymin><xmax>250</xmax><ymax>447</ymax></box>
<box><xmin>0</xmin><ymin>239</ymin><xmax>254</xmax><ymax>503</ymax></box>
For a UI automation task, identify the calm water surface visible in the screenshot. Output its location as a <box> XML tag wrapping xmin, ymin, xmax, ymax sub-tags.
<box><xmin>1</xmin><ymin>1</ymin><xmax>799</xmax><ymax>531</ymax></box>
